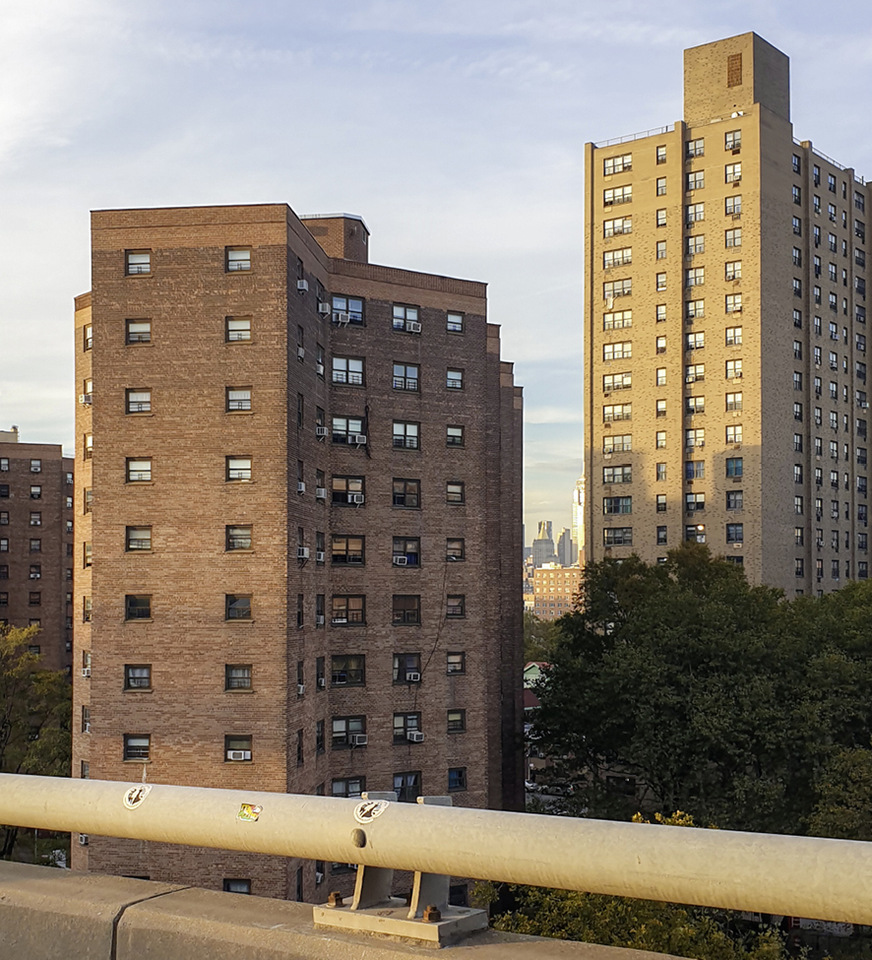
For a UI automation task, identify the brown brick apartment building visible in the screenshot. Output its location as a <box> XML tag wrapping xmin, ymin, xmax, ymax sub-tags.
<box><xmin>532</xmin><ymin>564</ymin><xmax>582</xmax><ymax>620</ymax></box>
<box><xmin>585</xmin><ymin>33</ymin><xmax>871</xmax><ymax>594</ymax></box>
<box><xmin>72</xmin><ymin>204</ymin><xmax>524</xmax><ymax>901</ymax></box>
<box><xmin>0</xmin><ymin>427</ymin><xmax>74</xmax><ymax>673</ymax></box>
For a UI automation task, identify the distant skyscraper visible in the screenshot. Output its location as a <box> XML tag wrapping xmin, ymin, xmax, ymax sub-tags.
<box><xmin>571</xmin><ymin>477</ymin><xmax>585</xmax><ymax>564</ymax></box>
<box><xmin>532</xmin><ymin>520</ymin><xmax>557</xmax><ymax>568</ymax></box>
<box><xmin>556</xmin><ymin>527</ymin><xmax>575</xmax><ymax>566</ymax></box>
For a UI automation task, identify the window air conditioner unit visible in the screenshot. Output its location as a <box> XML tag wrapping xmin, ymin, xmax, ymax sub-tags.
<box><xmin>317</xmin><ymin>302</ymin><xmax>331</xmax><ymax>315</ymax></box>
<box><xmin>297</xmin><ymin>279</ymin><xmax>309</xmax><ymax>293</ymax></box>
<box><xmin>406</xmin><ymin>321</ymin><xmax>422</xmax><ymax>333</ymax></box>
<box><xmin>348</xmin><ymin>493</ymin><xmax>365</xmax><ymax>505</ymax></box>
<box><xmin>79</xmin><ymin>394</ymin><xmax>92</xmax><ymax>405</ymax></box>
<box><xmin>297</xmin><ymin>546</ymin><xmax>310</xmax><ymax>560</ymax></box>
<box><xmin>333</xmin><ymin>312</ymin><xmax>350</xmax><ymax>325</ymax></box>
<box><xmin>315</xmin><ymin>486</ymin><xmax>327</xmax><ymax>499</ymax></box>
<box><xmin>316</xmin><ymin>362</ymin><xmax>325</xmax><ymax>376</ymax></box>
<box><xmin>315</xmin><ymin>426</ymin><xmax>328</xmax><ymax>438</ymax></box>
<box><xmin>81</xmin><ymin>667</ymin><xmax>91</xmax><ymax>678</ymax></box>
<box><xmin>227</xmin><ymin>750</ymin><xmax>251</xmax><ymax>761</ymax></box>
<box><xmin>317</xmin><ymin>676</ymin><xmax>326</xmax><ymax>687</ymax></box>
<box><xmin>407</xmin><ymin>731</ymin><xmax>425</xmax><ymax>743</ymax></box>
<box><xmin>297</xmin><ymin>683</ymin><xmax>305</xmax><ymax>695</ymax></box>
<box><xmin>406</xmin><ymin>671</ymin><xmax>421</xmax><ymax>683</ymax></box>
<box><xmin>316</xmin><ymin>615</ymin><xmax>325</xmax><ymax>626</ymax></box>
<box><xmin>351</xmin><ymin>434</ymin><xmax>367</xmax><ymax>445</ymax></box>
<box><xmin>315</xmin><ymin>871</ymin><xmax>324</xmax><ymax>884</ymax></box>
<box><xmin>79</xmin><ymin>834</ymin><xmax>89</xmax><ymax>846</ymax></box>
<box><xmin>350</xmin><ymin>733</ymin><xmax>368</xmax><ymax>747</ymax></box>
<box><xmin>297</xmin><ymin>346</ymin><xmax>305</xmax><ymax>360</ymax></box>
<box><xmin>297</xmin><ymin>481</ymin><xmax>306</xmax><ymax>494</ymax></box>
<box><xmin>393</xmin><ymin>556</ymin><xmax>408</xmax><ymax>566</ymax></box>
<box><xmin>315</xmin><ymin>550</ymin><xmax>325</xmax><ymax>563</ymax></box>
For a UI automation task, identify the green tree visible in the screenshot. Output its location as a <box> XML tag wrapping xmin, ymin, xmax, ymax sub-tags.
<box><xmin>0</xmin><ymin>624</ymin><xmax>71</xmax><ymax>859</ymax></box>
<box><xmin>523</xmin><ymin>611</ymin><xmax>562</xmax><ymax>663</ymax></box>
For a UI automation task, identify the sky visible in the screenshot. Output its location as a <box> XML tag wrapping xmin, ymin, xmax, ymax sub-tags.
<box><xmin>3</xmin><ymin>0</ymin><xmax>872</xmax><ymax>541</ymax></box>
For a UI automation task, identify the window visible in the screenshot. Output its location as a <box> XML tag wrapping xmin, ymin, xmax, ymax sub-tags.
<box><xmin>332</xmin><ymin>357</ymin><xmax>365</xmax><ymax>386</ymax></box>
<box><xmin>225</xmin><ymin>734</ymin><xmax>253</xmax><ymax>762</ymax></box>
<box><xmin>725</xmin><ymin>326</ymin><xmax>743</xmax><ymax>347</ymax></box>
<box><xmin>226</xmin><ymin>456</ymin><xmax>251</xmax><ymax>481</ymax></box>
<box><xmin>792</xmin><ymin>216</ymin><xmax>802</xmax><ymax>236</ymax></box>
<box><xmin>603</xmin><ymin>279</ymin><xmax>632</xmax><ymax>299</ymax></box>
<box><xmin>726</xmin><ymin>424</ymin><xmax>743</xmax><ymax>443</ymax></box>
<box><xmin>447</xmin><ymin>312</ymin><xmax>464</xmax><ymax>333</ymax></box>
<box><xmin>123</xmin><ymin>595</ymin><xmax>151</xmax><ymax>621</ymax></box>
<box><xmin>685</xmin><ymin>363</ymin><xmax>704</xmax><ymax>383</ymax></box>
<box><xmin>685</xmin><ymin>332</ymin><xmax>704</xmax><ymax>351</ymax></box>
<box><xmin>333</xmin><ymin>295</ymin><xmax>364</xmax><ymax>325</ymax></box>
<box><xmin>603</xmin><ymin>153</ymin><xmax>632</xmax><ymax>175</ymax></box>
<box><xmin>331</xmin><ymin>655</ymin><xmax>365</xmax><ymax>686</ymax></box>
<box><xmin>226</xmin><ymin>247</ymin><xmax>251</xmax><ymax>272</ymax></box>
<box><xmin>393</xmin><ymin>537</ymin><xmax>420</xmax><ymax>566</ymax></box>
<box><xmin>686</xmin><ymin>171</ymin><xmax>704</xmax><ymax>191</ymax></box>
<box><xmin>603</xmin><ymin>309</ymin><xmax>632</xmax><ymax>330</ymax></box>
<box><xmin>655</xmin><ymin>431</ymin><xmax>666</xmax><ymax>449</ymax></box>
<box><xmin>82</xmin><ymin>541</ymin><xmax>91</xmax><ymax>566</ymax></box>
<box><xmin>447</xmin><ymin>651</ymin><xmax>466</xmax><ymax>675</ymax></box>
<box><xmin>125</xmin><ymin>526</ymin><xmax>152</xmax><ymax>551</ymax></box>
<box><xmin>726</xmin><ymin>457</ymin><xmax>743</xmax><ymax>478</ymax></box>
<box><xmin>603</xmin><ymin>185</ymin><xmax>632</xmax><ymax>206</ymax></box>
<box><xmin>726</xmin><ymin>489</ymin><xmax>744</xmax><ymax>511</ymax></box>
<box><xmin>331</xmin><ymin>416</ymin><xmax>367</xmax><ymax>447</ymax></box>
<box><xmin>393</xmin><ymin>421</ymin><xmax>419</xmax><ymax>450</ymax></box>
<box><xmin>603</xmin><ymin>341</ymin><xmax>632</xmax><ymax>361</ymax></box>
<box><xmin>389</xmin><ymin>594</ymin><xmax>420</xmax><ymax>625</ymax></box>
<box><xmin>725</xmin><ymin>129</ymin><xmax>741</xmax><ymax>151</ymax></box>
<box><xmin>332</xmin><ymin>475</ymin><xmax>365</xmax><ymax>506</ymax></box>
<box><xmin>656</xmin><ymin>304</ymin><xmax>667</xmax><ymax>322</ymax></box>
<box><xmin>446</xmin><ymin>538</ymin><xmax>465</xmax><ymax>562</ymax></box>
<box><xmin>225</xmin><ymin>316</ymin><xmax>250</xmax><ymax>342</ymax></box>
<box><xmin>655</xmin><ymin>368</ymin><xmax>666</xmax><ymax>387</ymax></box>
<box><xmin>217</xmin><ymin>591</ymin><xmax>252</xmax><ymax>624</ymax></box>
<box><xmin>685</xmin><ymin>267</ymin><xmax>705</xmax><ymax>287</ymax></box>
<box><xmin>656</xmin><ymin>177</ymin><xmax>667</xmax><ymax>196</ymax></box>
<box><xmin>656</xmin><ymin>145</ymin><xmax>666</xmax><ymax>164</ymax></box>
<box><xmin>656</xmin><ymin>336</ymin><xmax>667</xmax><ymax>354</ymax></box>
<box><xmin>446</xmin><ymin>369</ymin><xmax>464</xmax><ymax>390</ymax></box>
<box><xmin>726</xmin><ymin>392</ymin><xmax>743</xmax><ymax>411</ymax></box>
<box><xmin>686</xmin><ymin>299</ymin><xmax>704</xmax><ymax>319</ymax></box>
<box><xmin>725</xmin><ymin>163</ymin><xmax>741</xmax><ymax>183</ymax></box>
<box><xmin>225</xmin><ymin>525</ymin><xmax>252</xmax><ymax>551</ymax></box>
<box><xmin>794</xmin><ymin>465</ymin><xmax>804</xmax><ymax>483</ymax></box>
<box><xmin>656</xmin><ymin>272</ymin><xmax>667</xmax><ymax>291</ymax></box>
<box><xmin>331</xmin><ymin>595</ymin><xmax>365</xmax><ymax>625</ymax></box>
<box><xmin>393</xmin><ymin>712</ymin><xmax>422</xmax><ymax>743</ymax></box>
<box><xmin>656</xmin><ymin>208</ymin><xmax>667</xmax><ymax>227</ymax></box>
<box><xmin>224</xmin><ymin>664</ymin><xmax>251</xmax><ymax>690</ymax></box>
<box><xmin>685</xmin><ymin>524</ymin><xmax>706</xmax><ymax>543</ymax></box>
<box><xmin>655</xmin><ymin>399</ymin><xmax>667</xmax><ymax>418</ymax></box>
<box><xmin>332</xmin><ymin>777</ymin><xmax>365</xmax><ymax>799</ymax></box>
<box><xmin>726</xmin><ymin>195</ymin><xmax>742</xmax><ymax>215</ymax></box>
<box><xmin>393</xmin><ymin>653</ymin><xmax>422</xmax><ymax>683</ymax></box>
<box><xmin>126</xmin><ymin>250</ymin><xmax>151</xmax><ymax>275</ymax></box>
<box><xmin>603</xmin><ymin>527</ymin><xmax>632</xmax><ymax>546</ymax></box>
<box><xmin>603</xmin><ymin>216</ymin><xmax>632</xmax><ymax>237</ymax></box>
<box><xmin>684</xmin><ymin>490</ymin><xmax>705</xmax><ymax>513</ymax></box>
<box><xmin>604</xmin><ymin>372</ymin><xmax>632</xmax><ymax>392</ymax></box>
<box><xmin>447</xmin><ymin>709</ymin><xmax>466</xmax><ymax>733</ymax></box>
<box><xmin>604</xmin><ymin>434</ymin><xmax>632</xmax><ymax>454</ymax></box>
<box><xmin>603</xmin><ymin>496</ymin><xmax>632</xmax><ymax>515</ymax></box>
<box><xmin>656</xmin><ymin>494</ymin><xmax>666</xmax><ymax>512</ymax></box>
<box><xmin>394</xmin><ymin>771</ymin><xmax>422</xmax><ymax>803</ymax></box>
<box><xmin>393</xmin><ymin>304</ymin><xmax>420</xmax><ymax>332</ymax></box>
<box><xmin>726</xmin><ymin>359</ymin><xmax>743</xmax><ymax>379</ymax></box>
<box><xmin>603</xmin><ymin>247</ymin><xmax>632</xmax><ymax>268</ymax></box>
<box><xmin>726</xmin><ymin>523</ymin><xmax>744</xmax><ymax>543</ymax></box>
<box><xmin>28</xmin><ymin>511</ymin><xmax>41</xmax><ymax>527</ymax></box>
<box><xmin>603</xmin><ymin>404</ymin><xmax>631</xmax><ymax>422</ymax></box>
<box><xmin>604</xmin><ymin>465</ymin><xmax>633</xmax><ymax>484</ymax></box>
<box><xmin>448</xmin><ymin>768</ymin><xmax>467</xmax><ymax>792</ymax></box>
<box><xmin>392</xmin><ymin>478</ymin><xmax>420</xmax><ymax>508</ymax></box>
<box><xmin>793</xmin><ymin>185</ymin><xmax>802</xmax><ymax>205</ymax></box>
<box><xmin>686</xmin><ymin>138</ymin><xmax>704</xmax><ymax>158</ymax></box>
<box><xmin>725</xmin><ymin>260</ymin><xmax>742</xmax><ymax>281</ymax></box>
<box><xmin>223</xmin><ymin>879</ymin><xmax>251</xmax><ymax>895</ymax></box>
<box><xmin>331</xmin><ymin>535</ymin><xmax>365</xmax><ymax>565</ymax></box>
<box><xmin>656</xmin><ymin>526</ymin><xmax>667</xmax><ymax>545</ymax></box>
<box><xmin>794</xmin><ymin>372</ymin><xmax>803</xmax><ymax>391</ymax></box>
<box><xmin>442</xmin><ymin>481</ymin><xmax>465</xmax><ymax>506</ymax></box>
<box><xmin>123</xmin><ymin>735</ymin><xmax>150</xmax><ymax>760</ymax></box>
<box><xmin>446</xmin><ymin>595</ymin><xmax>465</xmax><ymax>618</ymax></box>
<box><xmin>725</xmin><ymin>228</ymin><xmax>742</xmax><ymax>248</ymax></box>
<box><xmin>392</xmin><ymin>363</ymin><xmax>418</xmax><ymax>391</ymax></box>
<box><xmin>332</xmin><ymin>716</ymin><xmax>366</xmax><ymax>749</ymax></box>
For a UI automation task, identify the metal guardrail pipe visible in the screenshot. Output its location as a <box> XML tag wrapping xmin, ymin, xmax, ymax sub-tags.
<box><xmin>2</xmin><ymin>773</ymin><xmax>872</xmax><ymax>924</ymax></box>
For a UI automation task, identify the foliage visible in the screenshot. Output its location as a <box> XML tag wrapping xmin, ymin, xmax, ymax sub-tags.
<box><xmin>478</xmin><ymin>813</ymin><xmax>785</xmax><ymax>960</ymax></box>
<box><xmin>0</xmin><ymin>624</ymin><xmax>71</xmax><ymax>859</ymax></box>
<box><xmin>531</xmin><ymin>544</ymin><xmax>872</xmax><ymax>835</ymax></box>
<box><xmin>808</xmin><ymin>742</ymin><xmax>872</xmax><ymax>841</ymax></box>
<box><xmin>523</xmin><ymin>611</ymin><xmax>562</xmax><ymax>663</ymax></box>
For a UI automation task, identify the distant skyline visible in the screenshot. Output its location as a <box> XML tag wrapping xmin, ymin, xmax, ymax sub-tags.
<box><xmin>4</xmin><ymin>1</ymin><xmax>872</xmax><ymax>536</ymax></box>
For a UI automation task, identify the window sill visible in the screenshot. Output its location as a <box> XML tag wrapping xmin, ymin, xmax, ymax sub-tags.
<box><xmin>225</xmin><ymin>410</ymin><xmax>253</xmax><ymax>415</ymax></box>
<box><xmin>225</xmin><ymin>619</ymin><xmax>255</xmax><ymax>624</ymax></box>
<box><xmin>226</xmin><ymin>549</ymin><xmax>255</xmax><ymax>555</ymax></box>
<box><xmin>123</xmin><ymin>759</ymin><xmax>152</xmax><ymax>763</ymax></box>
<box><xmin>225</xmin><ymin>688</ymin><xmax>255</xmax><ymax>694</ymax></box>
<box><xmin>124</xmin><ymin>618</ymin><xmax>154</xmax><ymax>624</ymax></box>
<box><xmin>125</xmin><ymin>412</ymin><xmax>155</xmax><ymax>418</ymax></box>
<box><xmin>123</xmin><ymin>688</ymin><xmax>153</xmax><ymax>694</ymax></box>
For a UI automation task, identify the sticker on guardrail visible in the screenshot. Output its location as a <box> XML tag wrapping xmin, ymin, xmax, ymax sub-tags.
<box><xmin>237</xmin><ymin>803</ymin><xmax>263</xmax><ymax>822</ymax></box>
<box><xmin>123</xmin><ymin>785</ymin><xmax>152</xmax><ymax>809</ymax></box>
<box><xmin>354</xmin><ymin>799</ymin><xmax>389</xmax><ymax>824</ymax></box>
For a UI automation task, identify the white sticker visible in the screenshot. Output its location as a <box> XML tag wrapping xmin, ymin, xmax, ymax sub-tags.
<box><xmin>123</xmin><ymin>784</ymin><xmax>152</xmax><ymax>809</ymax></box>
<box><xmin>354</xmin><ymin>799</ymin><xmax>390</xmax><ymax>824</ymax></box>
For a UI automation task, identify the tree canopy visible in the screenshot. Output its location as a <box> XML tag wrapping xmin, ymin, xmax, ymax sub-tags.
<box><xmin>532</xmin><ymin>544</ymin><xmax>872</xmax><ymax>836</ymax></box>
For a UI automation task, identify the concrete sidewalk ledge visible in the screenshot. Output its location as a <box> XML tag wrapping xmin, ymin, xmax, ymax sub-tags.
<box><xmin>0</xmin><ymin>861</ymin><xmax>680</xmax><ymax>959</ymax></box>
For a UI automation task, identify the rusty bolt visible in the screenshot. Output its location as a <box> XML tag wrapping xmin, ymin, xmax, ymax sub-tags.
<box><xmin>326</xmin><ymin>891</ymin><xmax>345</xmax><ymax>908</ymax></box>
<box><xmin>422</xmin><ymin>904</ymin><xmax>442</xmax><ymax>923</ymax></box>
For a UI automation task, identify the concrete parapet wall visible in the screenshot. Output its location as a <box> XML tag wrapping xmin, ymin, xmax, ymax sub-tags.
<box><xmin>0</xmin><ymin>861</ymin><xmax>676</xmax><ymax>960</ymax></box>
